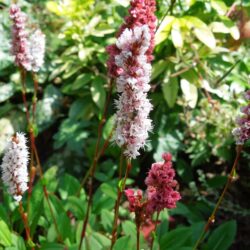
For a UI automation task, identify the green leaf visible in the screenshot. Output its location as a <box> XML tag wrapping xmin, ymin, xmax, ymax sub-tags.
<box><xmin>0</xmin><ymin>118</ymin><xmax>14</xmax><ymax>155</ymax></box>
<box><xmin>71</xmin><ymin>74</ymin><xmax>92</xmax><ymax>91</ymax></box>
<box><xmin>162</xmin><ymin>77</ymin><xmax>179</xmax><ymax>108</ymax></box>
<box><xmin>203</xmin><ymin>221</ymin><xmax>237</xmax><ymax>250</ymax></box>
<box><xmin>113</xmin><ymin>236</ymin><xmax>133</xmax><ymax>250</ymax></box>
<box><xmin>206</xmin><ymin>176</ymin><xmax>227</xmax><ymax>188</ymax></box>
<box><xmin>155</xmin><ymin>16</ymin><xmax>175</xmax><ymax>45</ymax></box>
<box><xmin>122</xmin><ymin>220</ymin><xmax>136</xmax><ymax>238</ymax></box>
<box><xmin>57</xmin><ymin>213</ymin><xmax>73</xmax><ymax>241</ymax></box>
<box><xmin>151</xmin><ymin>60</ymin><xmax>168</xmax><ymax>80</ymax></box>
<box><xmin>154</xmin><ymin>131</ymin><xmax>183</xmax><ymax>162</ymax></box>
<box><xmin>43</xmin><ymin>166</ymin><xmax>59</xmax><ymax>193</ymax></box>
<box><xmin>159</xmin><ymin>227</ymin><xmax>192</xmax><ymax>249</ymax></box>
<box><xmin>91</xmin><ymin>232</ymin><xmax>110</xmax><ymax>249</ymax></box>
<box><xmin>29</xmin><ymin>181</ymin><xmax>44</xmax><ymax>235</ymax></box>
<box><xmin>90</xmin><ymin>76</ymin><xmax>106</xmax><ymax>110</ymax></box>
<box><xmin>0</xmin><ymin>83</ymin><xmax>14</xmax><ymax>103</ymax></box>
<box><xmin>64</xmin><ymin>196</ymin><xmax>86</xmax><ymax>219</ymax></box>
<box><xmin>180</xmin><ymin>79</ymin><xmax>198</xmax><ymax>108</ymax></box>
<box><xmin>36</xmin><ymin>85</ymin><xmax>62</xmax><ymax>131</ymax></box>
<box><xmin>59</xmin><ymin>174</ymin><xmax>80</xmax><ymax>199</ymax></box>
<box><xmin>100</xmin><ymin>183</ymin><xmax>117</xmax><ymax>200</ymax></box>
<box><xmin>103</xmin><ymin>115</ymin><xmax>115</xmax><ymax>140</ymax></box>
<box><xmin>171</xmin><ymin>19</ymin><xmax>183</xmax><ymax>48</ymax></box>
<box><xmin>53</xmin><ymin>119</ymin><xmax>89</xmax><ymax>152</ymax></box>
<box><xmin>156</xmin><ymin>210</ymin><xmax>169</xmax><ymax>241</ymax></box>
<box><xmin>185</xmin><ymin>16</ymin><xmax>216</xmax><ymax>49</ymax></box>
<box><xmin>0</xmin><ymin>206</ymin><xmax>9</xmax><ymax>226</ymax></box>
<box><xmin>211</xmin><ymin>20</ymin><xmax>240</xmax><ymax>40</ymax></box>
<box><xmin>0</xmin><ymin>220</ymin><xmax>12</xmax><ymax>247</ymax></box>
<box><xmin>211</xmin><ymin>22</ymin><xmax>230</xmax><ymax>34</ymax></box>
<box><xmin>101</xmin><ymin>209</ymin><xmax>113</xmax><ymax>231</ymax></box>
<box><xmin>40</xmin><ymin>243</ymin><xmax>65</xmax><ymax>250</ymax></box>
<box><xmin>69</xmin><ymin>97</ymin><xmax>94</xmax><ymax>121</ymax></box>
<box><xmin>44</xmin><ymin>194</ymin><xmax>65</xmax><ymax>225</ymax></box>
<box><xmin>10</xmin><ymin>234</ymin><xmax>26</xmax><ymax>250</ymax></box>
<box><xmin>211</xmin><ymin>0</ymin><xmax>228</xmax><ymax>15</ymax></box>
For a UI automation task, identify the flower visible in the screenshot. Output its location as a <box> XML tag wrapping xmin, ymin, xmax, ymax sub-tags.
<box><xmin>125</xmin><ymin>153</ymin><xmax>181</xmax><ymax>218</ymax></box>
<box><xmin>10</xmin><ymin>4</ymin><xmax>45</xmax><ymax>72</ymax></box>
<box><xmin>29</xmin><ymin>29</ymin><xmax>46</xmax><ymax>72</ymax></box>
<box><xmin>0</xmin><ymin>133</ymin><xmax>29</xmax><ymax>202</ymax></box>
<box><xmin>10</xmin><ymin>4</ymin><xmax>32</xmax><ymax>71</ymax></box>
<box><xmin>145</xmin><ymin>153</ymin><xmax>181</xmax><ymax>214</ymax></box>
<box><xmin>125</xmin><ymin>189</ymin><xmax>143</xmax><ymax>212</ymax></box>
<box><xmin>107</xmin><ymin>0</ymin><xmax>156</xmax><ymax>78</ymax></box>
<box><xmin>232</xmin><ymin>88</ymin><xmax>250</xmax><ymax>145</ymax></box>
<box><xmin>107</xmin><ymin>0</ymin><xmax>156</xmax><ymax>159</ymax></box>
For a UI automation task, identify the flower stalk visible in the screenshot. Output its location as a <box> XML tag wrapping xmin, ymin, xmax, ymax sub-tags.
<box><xmin>193</xmin><ymin>145</ymin><xmax>242</xmax><ymax>250</ymax></box>
<box><xmin>110</xmin><ymin>158</ymin><xmax>131</xmax><ymax>249</ymax></box>
<box><xmin>78</xmin><ymin>80</ymin><xmax>114</xmax><ymax>250</ymax></box>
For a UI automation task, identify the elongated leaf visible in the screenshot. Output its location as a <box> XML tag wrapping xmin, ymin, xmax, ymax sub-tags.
<box><xmin>91</xmin><ymin>76</ymin><xmax>106</xmax><ymax>110</ymax></box>
<box><xmin>113</xmin><ymin>236</ymin><xmax>133</xmax><ymax>250</ymax></box>
<box><xmin>171</xmin><ymin>19</ymin><xmax>183</xmax><ymax>48</ymax></box>
<box><xmin>160</xmin><ymin>227</ymin><xmax>192</xmax><ymax>249</ymax></box>
<box><xmin>203</xmin><ymin>221</ymin><xmax>237</xmax><ymax>250</ymax></box>
<box><xmin>151</xmin><ymin>60</ymin><xmax>168</xmax><ymax>80</ymax></box>
<box><xmin>180</xmin><ymin>79</ymin><xmax>198</xmax><ymax>108</ymax></box>
<box><xmin>100</xmin><ymin>183</ymin><xmax>117</xmax><ymax>200</ymax></box>
<box><xmin>0</xmin><ymin>220</ymin><xmax>12</xmax><ymax>247</ymax></box>
<box><xmin>0</xmin><ymin>83</ymin><xmax>14</xmax><ymax>103</ymax></box>
<box><xmin>162</xmin><ymin>77</ymin><xmax>179</xmax><ymax>108</ymax></box>
<box><xmin>211</xmin><ymin>0</ymin><xmax>228</xmax><ymax>15</ymax></box>
<box><xmin>155</xmin><ymin>16</ymin><xmax>175</xmax><ymax>45</ymax></box>
<box><xmin>59</xmin><ymin>174</ymin><xmax>80</xmax><ymax>199</ymax></box>
<box><xmin>185</xmin><ymin>16</ymin><xmax>216</xmax><ymax>49</ymax></box>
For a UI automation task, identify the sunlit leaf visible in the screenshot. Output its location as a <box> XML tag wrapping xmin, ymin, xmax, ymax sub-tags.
<box><xmin>180</xmin><ymin>79</ymin><xmax>198</xmax><ymax>108</ymax></box>
<box><xmin>211</xmin><ymin>0</ymin><xmax>228</xmax><ymax>16</ymax></box>
<box><xmin>171</xmin><ymin>19</ymin><xmax>183</xmax><ymax>48</ymax></box>
<box><xmin>185</xmin><ymin>16</ymin><xmax>216</xmax><ymax>49</ymax></box>
<box><xmin>155</xmin><ymin>16</ymin><xmax>175</xmax><ymax>45</ymax></box>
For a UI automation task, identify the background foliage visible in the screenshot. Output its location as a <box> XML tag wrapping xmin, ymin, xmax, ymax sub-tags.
<box><xmin>0</xmin><ymin>0</ymin><xmax>250</xmax><ymax>249</ymax></box>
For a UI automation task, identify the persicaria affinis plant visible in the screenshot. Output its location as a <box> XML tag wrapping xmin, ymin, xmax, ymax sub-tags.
<box><xmin>125</xmin><ymin>152</ymin><xmax>181</xmax><ymax>216</ymax></box>
<box><xmin>107</xmin><ymin>0</ymin><xmax>156</xmax><ymax>159</ymax></box>
<box><xmin>10</xmin><ymin>4</ymin><xmax>45</xmax><ymax>72</ymax></box>
<box><xmin>0</xmin><ymin>132</ymin><xmax>29</xmax><ymax>202</ymax></box>
<box><xmin>232</xmin><ymin>87</ymin><xmax>250</xmax><ymax>145</ymax></box>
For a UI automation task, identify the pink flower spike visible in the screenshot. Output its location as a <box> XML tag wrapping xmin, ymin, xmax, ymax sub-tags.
<box><xmin>145</xmin><ymin>153</ymin><xmax>181</xmax><ymax>215</ymax></box>
<box><xmin>10</xmin><ymin>4</ymin><xmax>32</xmax><ymax>71</ymax></box>
<box><xmin>232</xmin><ymin>84</ymin><xmax>250</xmax><ymax>145</ymax></box>
<box><xmin>107</xmin><ymin>0</ymin><xmax>157</xmax><ymax>159</ymax></box>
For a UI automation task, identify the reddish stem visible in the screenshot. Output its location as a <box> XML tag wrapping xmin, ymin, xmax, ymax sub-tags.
<box><xmin>19</xmin><ymin>201</ymin><xmax>34</xmax><ymax>249</ymax></box>
<box><xmin>19</xmin><ymin>67</ymin><xmax>62</xmax><ymax>242</ymax></box>
<box><xmin>150</xmin><ymin>212</ymin><xmax>160</xmax><ymax>250</ymax></box>
<box><xmin>193</xmin><ymin>145</ymin><xmax>243</xmax><ymax>250</ymax></box>
<box><xmin>110</xmin><ymin>158</ymin><xmax>131</xmax><ymax>249</ymax></box>
<box><xmin>78</xmin><ymin>80</ymin><xmax>113</xmax><ymax>249</ymax></box>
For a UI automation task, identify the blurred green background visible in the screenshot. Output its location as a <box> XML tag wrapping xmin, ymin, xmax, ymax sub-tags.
<box><xmin>0</xmin><ymin>0</ymin><xmax>250</xmax><ymax>249</ymax></box>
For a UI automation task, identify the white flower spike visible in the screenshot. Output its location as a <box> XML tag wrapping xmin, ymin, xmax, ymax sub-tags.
<box><xmin>1</xmin><ymin>132</ymin><xmax>29</xmax><ymax>202</ymax></box>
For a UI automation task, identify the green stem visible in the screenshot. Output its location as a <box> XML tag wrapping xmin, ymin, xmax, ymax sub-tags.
<box><xmin>193</xmin><ymin>145</ymin><xmax>242</xmax><ymax>250</ymax></box>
